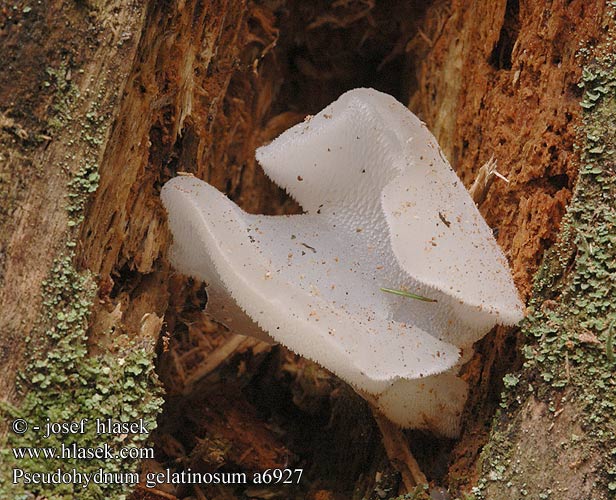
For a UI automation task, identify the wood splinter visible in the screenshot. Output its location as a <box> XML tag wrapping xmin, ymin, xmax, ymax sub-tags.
<box><xmin>372</xmin><ymin>407</ymin><xmax>427</xmax><ymax>492</ymax></box>
<box><xmin>469</xmin><ymin>155</ymin><xmax>510</xmax><ymax>205</ymax></box>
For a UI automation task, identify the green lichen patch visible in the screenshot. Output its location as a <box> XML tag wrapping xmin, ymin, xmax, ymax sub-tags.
<box><xmin>43</xmin><ymin>60</ymin><xmax>107</xmax><ymax>229</ymax></box>
<box><xmin>0</xmin><ymin>56</ymin><xmax>163</xmax><ymax>499</ymax></box>
<box><xmin>45</xmin><ymin>63</ymin><xmax>81</xmax><ymax>133</ymax></box>
<box><xmin>67</xmin><ymin>161</ymin><xmax>100</xmax><ymax>223</ymax></box>
<box><xmin>0</xmin><ymin>254</ymin><xmax>164</xmax><ymax>500</ymax></box>
<box><xmin>475</xmin><ymin>23</ymin><xmax>616</xmax><ymax>500</ymax></box>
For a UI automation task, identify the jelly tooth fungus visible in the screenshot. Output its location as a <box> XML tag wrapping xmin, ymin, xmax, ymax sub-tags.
<box><xmin>161</xmin><ymin>88</ymin><xmax>524</xmax><ymax>437</ymax></box>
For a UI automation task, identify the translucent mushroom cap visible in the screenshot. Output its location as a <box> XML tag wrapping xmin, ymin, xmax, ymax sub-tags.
<box><xmin>161</xmin><ymin>88</ymin><xmax>524</xmax><ymax>437</ymax></box>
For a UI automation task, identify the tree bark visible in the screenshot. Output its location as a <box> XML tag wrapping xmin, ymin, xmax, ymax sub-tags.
<box><xmin>1</xmin><ymin>0</ymin><xmax>613</xmax><ymax>499</ymax></box>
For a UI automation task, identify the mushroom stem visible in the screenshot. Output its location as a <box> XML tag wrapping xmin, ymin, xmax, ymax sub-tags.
<box><xmin>371</xmin><ymin>407</ymin><xmax>428</xmax><ymax>491</ymax></box>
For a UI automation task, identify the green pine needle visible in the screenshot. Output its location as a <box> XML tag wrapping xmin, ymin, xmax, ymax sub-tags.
<box><xmin>380</xmin><ymin>287</ymin><xmax>437</xmax><ymax>303</ymax></box>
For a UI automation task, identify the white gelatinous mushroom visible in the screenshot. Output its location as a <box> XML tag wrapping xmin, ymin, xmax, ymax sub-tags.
<box><xmin>161</xmin><ymin>88</ymin><xmax>524</xmax><ymax>438</ymax></box>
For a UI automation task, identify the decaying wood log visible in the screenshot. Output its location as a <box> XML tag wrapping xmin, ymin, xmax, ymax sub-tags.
<box><xmin>1</xmin><ymin>1</ymin><xmax>613</xmax><ymax>499</ymax></box>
